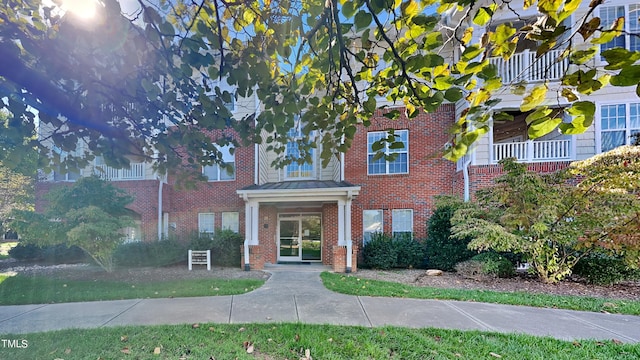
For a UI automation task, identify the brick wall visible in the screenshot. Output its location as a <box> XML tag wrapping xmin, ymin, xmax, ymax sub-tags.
<box><xmin>464</xmin><ymin>161</ymin><xmax>572</xmax><ymax>197</ymax></box>
<box><xmin>165</xmin><ymin>129</ymin><xmax>255</xmax><ymax>240</ymax></box>
<box><xmin>344</xmin><ymin>104</ymin><xmax>457</xmax><ymax>243</ymax></box>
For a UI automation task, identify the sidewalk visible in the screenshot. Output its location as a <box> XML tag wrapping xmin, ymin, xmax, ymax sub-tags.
<box><xmin>1</xmin><ymin>264</ymin><xmax>639</xmax><ymax>343</ymax></box>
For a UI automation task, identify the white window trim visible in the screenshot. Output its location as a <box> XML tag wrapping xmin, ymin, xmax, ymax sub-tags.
<box><xmin>198</xmin><ymin>213</ymin><xmax>215</xmax><ymax>236</ymax></box>
<box><xmin>595</xmin><ymin>101</ymin><xmax>640</xmax><ymax>153</ymax></box>
<box><xmin>363</xmin><ymin>209</ymin><xmax>384</xmax><ymax>245</ymax></box>
<box><xmin>202</xmin><ymin>145</ymin><xmax>235</xmax><ymax>181</ymax></box>
<box><xmin>392</xmin><ymin>209</ymin><xmax>413</xmax><ymax>238</ymax></box>
<box><xmin>284</xmin><ymin>121</ymin><xmax>317</xmax><ymax>180</ymax></box>
<box><xmin>598</xmin><ymin>2</ymin><xmax>640</xmax><ymax>58</ymax></box>
<box><xmin>367</xmin><ymin>130</ymin><xmax>409</xmax><ymax>175</ymax></box>
<box><xmin>221</xmin><ymin>212</ymin><xmax>240</xmax><ymax>233</ymax></box>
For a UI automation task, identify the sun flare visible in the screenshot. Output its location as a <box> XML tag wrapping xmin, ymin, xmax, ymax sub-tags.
<box><xmin>61</xmin><ymin>0</ymin><xmax>98</xmax><ymax>20</ymax></box>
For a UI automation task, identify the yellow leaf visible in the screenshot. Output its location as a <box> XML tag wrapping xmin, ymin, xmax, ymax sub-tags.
<box><xmin>461</xmin><ymin>27</ymin><xmax>473</xmax><ymax>45</ymax></box>
<box><xmin>154</xmin><ymin>347</ymin><xmax>161</xmax><ymax>355</ymax></box>
<box><xmin>521</xmin><ymin>84</ymin><xmax>548</xmax><ymax>112</ymax></box>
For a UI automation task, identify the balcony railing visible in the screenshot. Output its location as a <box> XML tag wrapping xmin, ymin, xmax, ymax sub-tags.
<box><xmin>493</xmin><ymin>139</ymin><xmax>572</xmax><ymax>163</ymax></box>
<box><xmin>93</xmin><ymin>163</ymin><xmax>145</xmax><ymax>181</ymax></box>
<box><xmin>489</xmin><ymin>49</ymin><xmax>568</xmax><ymax>83</ymax></box>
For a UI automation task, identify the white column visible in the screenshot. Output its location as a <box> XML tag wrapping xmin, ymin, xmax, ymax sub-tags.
<box><xmin>251</xmin><ymin>202</ymin><xmax>259</xmax><ymax>246</ymax></box>
<box><xmin>337</xmin><ymin>200</ymin><xmax>345</xmax><ymax>246</ymax></box>
<box><xmin>243</xmin><ymin>200</ymin><xmax>252</xmax><ymax>270</ymax></box>
<box><xmin>345</xmin><ymin>199</ymin><xmax>353</xmax><ymax>272</ymax></box>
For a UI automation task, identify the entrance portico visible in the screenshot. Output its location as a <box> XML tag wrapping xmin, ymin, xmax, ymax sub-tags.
<box><xmin>237</xmin><ymin>180</ymin><xmax>360</xmax><ymax>272</ymax></box>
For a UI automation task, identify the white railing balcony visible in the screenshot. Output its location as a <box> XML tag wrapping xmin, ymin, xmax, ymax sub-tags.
<box><xmin>493</xmin><ymin>139</ymin><xmax>572</xmax><ymax>163</ymax></box>
<box><xmin>489</xmin><ymin>49</ymin><xmax>568</xmax><ymax>84</ymax></box>
<box><xmin>93</xmin><ymin>163</ymin><xmax>145</xmax><ymax>181</ymax></box>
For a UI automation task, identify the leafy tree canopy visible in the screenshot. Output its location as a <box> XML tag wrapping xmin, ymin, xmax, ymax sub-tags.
<box><xmin>10</xmin><ymin>176</ymin><xmax>134</xmax><ymax>272</ymax></box>
<box><xmin>451</xmin><ymin>158</ymin><xmax>640</xmax><ymax>284</ymax></box>
<box><xmin>2</xmin><ymin>0</ymin><xmax>639</xmax><ymax>178</ymax></box>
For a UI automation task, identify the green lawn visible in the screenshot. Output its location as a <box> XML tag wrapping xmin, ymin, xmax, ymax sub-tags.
<box><xmin>4</xmin><ymin>323</ymin><xmax>639</xmax><ymax>359</ymax></box>
<box><xmin>0</xmin><ymin>275</ymin><xmax>264</xmax><ymax>305</ymax></box>
<box><xmin>321</xmin><ymin>272</ymin><xmax>640</xmax><ymax>315</ymax></box>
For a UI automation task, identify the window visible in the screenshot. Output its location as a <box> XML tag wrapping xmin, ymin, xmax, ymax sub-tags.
<box><xmin>285</xmin><ymin>121</ymin><xmax>315</xmax><ymax>179</ymax></box>
<box><xmin>198</xmin><ymin>213</ymin><xmax>215</xmax><ymax>236</ymax></box>
<box><xmin>202</xmin><ymin>145</ymin><xmax>235</xmax><ymax>181</ymax></box>
<box><xmin>363</xmin><ymin>210</ymin><xmax>383</xmax><ymax>245</ymax></box>
<box><xmin>122</xmin><ymin>221</ymin><xmax>142</xmax><ymax>243</ymax></box>
<box><xmin>392</xmin><ymin>209</ymin><xmax>413</xmax><ymax>238</ymax></box>
<box><xmin>367</xmin><ymin>130</ymin><xmax>408</xmax><ymax>175</ymax></box>
<box><xmin>52</xmin><ymin>167</ymin><xmax>81</xmax><ymax>182</ymax></box>
<box><xmin>599</xmin><ymin>103</ymin><xmax>640</xmax><ymax>152</ymax></box>
<box><xmin>600</xmin><ymin>4</ymin><xmax>640</xmax><ymax>53</ymax></box>
<box><xmin>222</xmin><ymin>212</ymin><xmax>239</xmax><ymax>233</ymax></box>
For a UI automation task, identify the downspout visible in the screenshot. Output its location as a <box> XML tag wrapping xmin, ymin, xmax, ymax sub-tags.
<box><xmin>254</xmin><ymin>87</ymin><xmax>260</xmax><ymax>185</ymax></box>
<box><xmin>345</xmin><ymin>195</ymin><xmax>353</xmax><ymax>273</ymax></box>
<box><xmin>462</xmin><ymin>155</ymin><xmax>472</xmax><ymax>202</ymax></box>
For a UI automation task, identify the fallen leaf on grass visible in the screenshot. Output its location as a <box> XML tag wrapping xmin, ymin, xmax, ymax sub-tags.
<box><xmin>612</xmin><ymin>339</ymin><xmax>623</xmax><ymax>344</ymax></box>
<box><xmin>121</xmin><ymin>335</ymin><xmax>129</xmax><ymax>342</ymax></box>
<box><xmin>243</xmin><ymin>341</ymin><xmax>254</xmax><ymax>354</ymax></box>
<box><xmin>294</xmin><ymin>334</ymin><xmax>300</xmax><ymax>342</ymax></box>
<box><xmin>154</xmin><ymin>347</ymin><xmax>161</xmax><ymax>354</ymax></box>
<box><xmin>489</xmin><ymin>352</ymin><xmax>501</xmax><ymax>358</ymax></box>
<box><xmin>192</xmin><ymin>323</ymin><xmax>200</xmax><ymax>329</ymax></box>
<box><xmin>121</xmin><ymin>347</ymin><xmax>131</xmax><ymax>354</ymax></box>
<box><xmin>65</xmin><ymin>348</ymin><xmax>71</xmax><ymax>354</ymax></box>
<box><xmin>299</xmin><ymin>348</ymin><xmax>312</xmax><ymax>360</ymax></box>
<box><xmin>238</xmin><ymin>327</ymin><xmax>246</xmax><ymax>332</ymax></box>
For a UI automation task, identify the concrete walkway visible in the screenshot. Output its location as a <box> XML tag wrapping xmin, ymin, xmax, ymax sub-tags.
<box><xmin>1</xmin><ymin>264</ymin><xmax>639</xmax><ymax>343</ymax></box>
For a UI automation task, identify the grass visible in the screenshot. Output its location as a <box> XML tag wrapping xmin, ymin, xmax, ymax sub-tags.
<box><xmin>321</xmin><ymin>272</ymin><xmax>640</xmax><ymax>315</ymax></box>
<box><xmin>0</xmin><ymin>275</ymin><xmax>264</xmax><ymax>305</ymax></box>
<box><xmin>3</xmin><ymin>323</ymin><xmax>639</xmax><ymax>359</ymax></box>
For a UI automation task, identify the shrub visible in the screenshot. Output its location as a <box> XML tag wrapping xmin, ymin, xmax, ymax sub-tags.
<box><xmin>425</xmin><ymin>197</ymin><xmax>475</xmax><ymax>271</ymax></box>
<box><xmin>361</xmin><ymin>233</ymin><xmax>398</xmax><ymax>270</ymax></box>
<box><xmin>455</xmin><ymin>252</ymin><xmax>514</xmax><ymax>278</ymax></box>
<box><xmin>394</xmin><ymin>234</ymin><xmax>426</xmax><ymax>269</ymax></box>
<box><xmin>187</xmin><ymin>229</ymin><xmax>244</xmax><ymax>267</ymax></box>
<box><xmin>114</xmin><ymin>238</ymin><xmax>187</xmax><ymax>268</ymax></box>
<box><xmin>9</xmin><ymin>243</ymin><xmax>88</xmax><ymax>263</ymax></box>
<box><xmin>361</xmin><ymin>233</ymin><xmax>425</xmax><ymax>270</ymax></box>
<box><xmin>573</xmin><ymin>256</ymin><xmax>640</xmax><ymax>285</ymax></box>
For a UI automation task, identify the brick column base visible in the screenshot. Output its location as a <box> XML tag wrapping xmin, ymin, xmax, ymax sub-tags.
<box><xmin>240</xmin><ymin>245</ymin><xmax>264</xmax><ymax>271</ymax></box>
<box><xmin>332</xmin><ymin>245</ymin><xmax>358</xmax><ymax>273</ymax></box>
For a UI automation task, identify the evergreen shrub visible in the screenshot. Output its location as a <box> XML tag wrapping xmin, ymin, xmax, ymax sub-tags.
<box><xmin>425</xmin><ymin>196</ymin><xmax>475</xmax><ymax>271</ymax></box>
<box><xmin>573</xmin><ymin>256</ymin><xmax>640</xmax><ymax>285</ymax></box>
<box><xmin>114</xmin><ymin>238</ymin><xmax>187</xmax><ymax>267</ymax></box>
<box><xmin>187</xmin><ymin>229</ymin><xmax>244</xmax><ymax>267</ymax></box>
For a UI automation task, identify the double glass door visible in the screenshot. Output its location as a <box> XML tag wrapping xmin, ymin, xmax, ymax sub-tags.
<box><xmin>278</xmin><ymin>214</ymin><xmax>321</xmax><ymax>262</ymax></box>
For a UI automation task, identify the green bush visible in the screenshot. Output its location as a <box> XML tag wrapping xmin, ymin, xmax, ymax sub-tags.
<box><xmin>472</xmin><ymin>252</ymin><xmax>515</xmax><ymax>278</ymax></box>
<box><xmin>362</xmin><ymin>233</ymin><xmax>398</xmax><ymax>270</ymax></box>
<box><xmin>114</xmin><ymin>238</ymin><xmax>187</xmax><ymax>268</ymax></box>
<box><xmin>394</xmin><ymin>234</ymin><xmax>426</xmax><ymax>269</ymax></box>
<box><xmin>425</xmin><ymin>197</ymin><xmax>475</xmax><ymax>271</ymax></box>
<box><xmin>187</xmin><ymin>229</ymin><xmax>244</xmax><ymax>267</ymax></box>
<box><xmin>9</xmin><ymin>243</ymin><xmax>88</xmax><ymax>263</ymax></box>
<box><xmin>573</xmin><ymin>256</ymin><xmax>640</xmax><ymax>285</ymax></box>
<box><xmin>361</xmin><ymin>233</ymin><xmax>426</xmax><ymax>270</ymax></box>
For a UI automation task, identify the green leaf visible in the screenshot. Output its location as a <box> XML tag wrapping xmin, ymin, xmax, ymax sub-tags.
<box><xmin>444</xmin><ymin>88</ymin><xmax>463</xmax><ymax>102</ymax></box>
<box><xmin>569</xmin><ymin>47</ymin><xmax>597</xmax><ymax>65</ymax></box>
<box><xmin>559</xmin><ymin>101</ymin><xmax>595</xmax><ymax>134</ymax></box>
<box><xmin>520</xmin><ymin>84</ymin><xmax>548</xmax><ymax>112</ymax></box>
<box><xmin>592</xmin><ymin>17</ymin><xmax>624</xmax><ymax>44</ymax></box>
<box><xmin>610</xmin><ymin>65</ymin><xmax>640</xmax><ymax>87</ymax></box>
<box><xmin>461</xmin><ymin>45</ymin><xmax>484</xmax><ymax>61</ymax></box>
<box><xmin>528</xmin><ymin>116</ymin><xmax>562</xmax><ymax>139</ymax></box>
<box><xmin>602</xmin><ymin>48</ymin><xmax>640</xmax><ymax>70</ymax></box>
<box><xmin>342</xmin><ymin>2</ymin><xmax>357</xmax><ymax>18</ymax></box>
<box><xmin>473</xmin><ymin>5</ymin><xmax>496</xmax><ymax>26</ymax></box>
<box><xmin>354</xmin><ymin>10</ymin><xmax>372</xmax><ymax>30</ymax></box>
